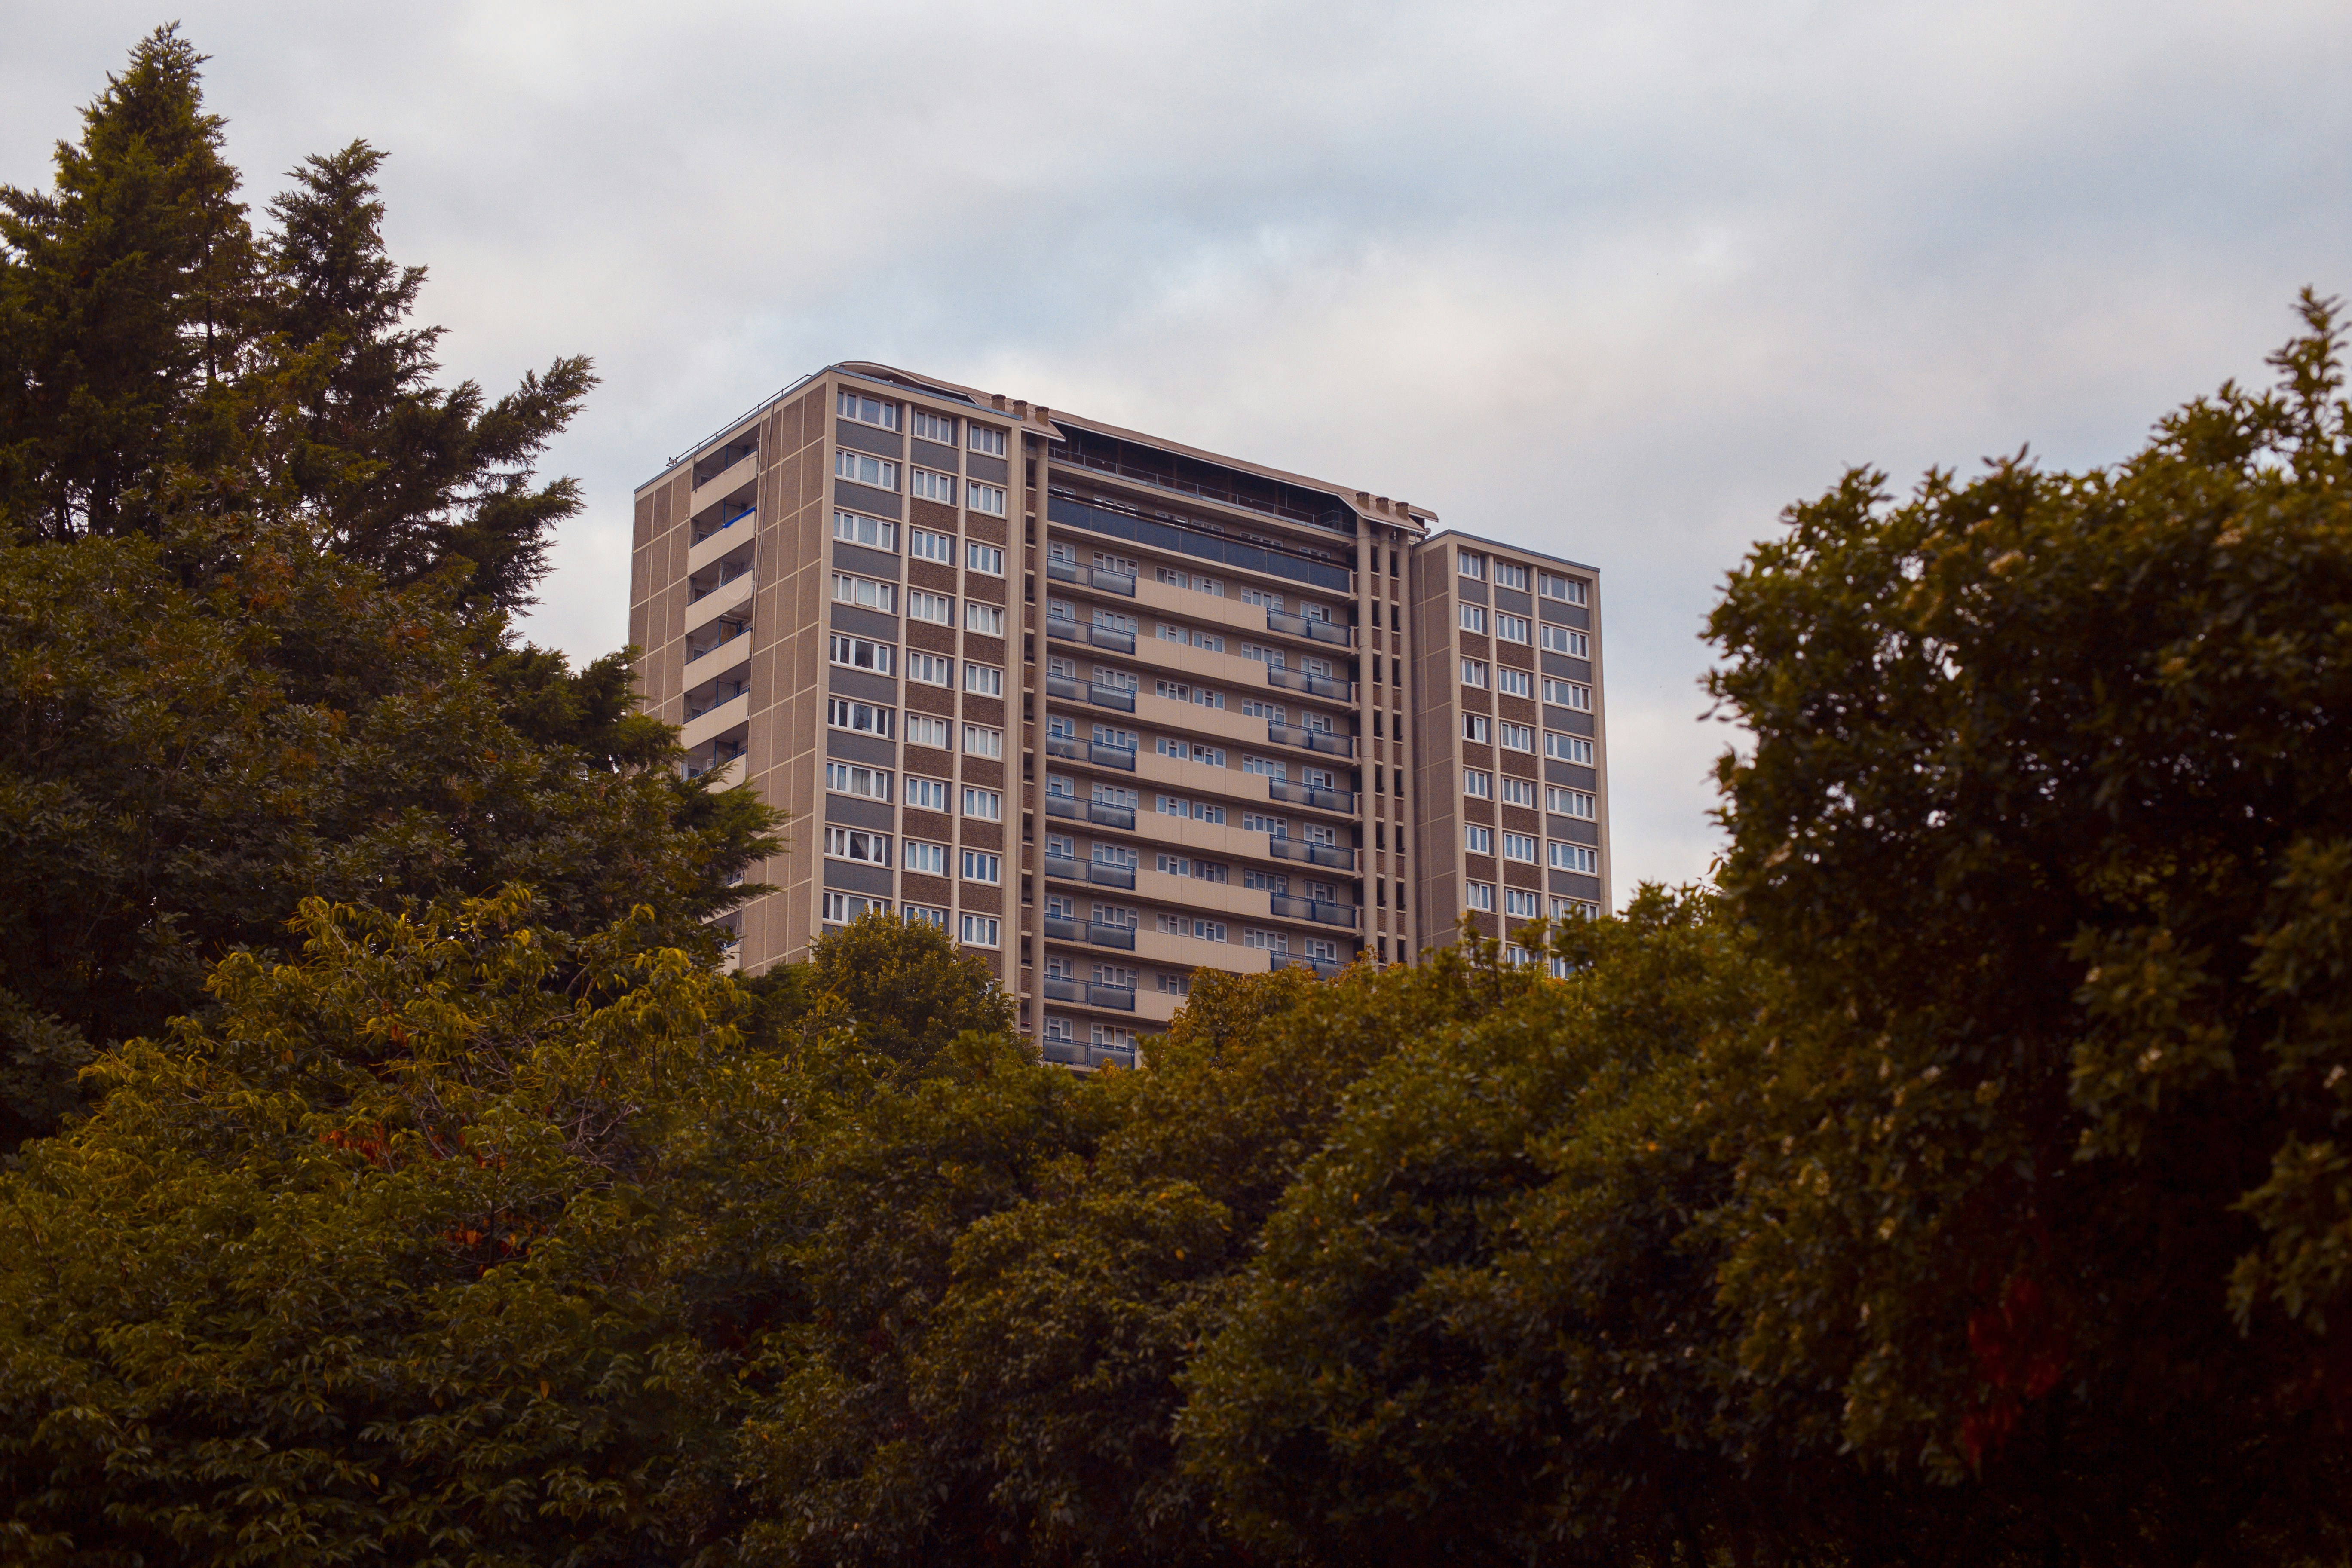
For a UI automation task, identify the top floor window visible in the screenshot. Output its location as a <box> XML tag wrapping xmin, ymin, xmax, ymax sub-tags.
<box><xmin>1493</xmin><ymin>560</ymin><xmax>1528</xmax><ymax>591</ymax></box>
<box><xmin>912</xmin><ymin>409</ymin><xmax>956</xmax><ymax>444</ymax></box>
<box><xmin>1458</xmin><ymin>552</ymin><xmax>1485</xmax><ymax>580</ymax></box>
<box><xmin>838</xmin><ymin>390</ymin><xmax>899</xmax><ymax>430</ymax></box>
<box><xmin>969</xmin><ymin>423</ymin><xmax>1008</xmax><ymax>457</ymax></box>
<box><xmin>1540</xmin><ymin>571</ymin><xmax>1590</xmax><ymax>606</ymax></box>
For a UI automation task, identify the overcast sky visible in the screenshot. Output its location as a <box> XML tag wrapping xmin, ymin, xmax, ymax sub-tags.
<box><xmin>8</xmin><ymin>0</ymin><xmax>2349</xmax><ymax>897</ymax></box>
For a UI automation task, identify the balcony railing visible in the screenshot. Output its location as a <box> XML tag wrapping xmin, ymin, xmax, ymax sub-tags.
<box><xmin>1044</xmin><ymin>854</ymin><xmax>1081</xmax><ymax>881</ymax></box>
<box><xmin>1044</xmin><ymin>619</ymin><xmax>1138</xmax><ymax>654</ymax></box>
<box><xmin>691</xmin><ymin>507</ymin><xmax>755</xmax><ymax>546</ymax></box>
<box><xmin>686</xmin><ymin>620</ymin><xmax>750</xmax><ymax>665</ymax></box>
<box><xmin>1043</xmin><ymin>914</ymin><xmax>1081</xmax><ymax>940</ymax></box>
<box><xmin>1089</xmin><ymin>921</ymin><xmax>1136</xmax><ymax>950</ymax></box>
<box><xmin>1045</xmin><ymin>733</ymin><xmax>1083</xmax><ymax>761</ymax></box>
<box><xmin>1086</xmin><ymin>983</ymin><xmax>1137</xmax><ymax>1011</ymax></box>
<box><xmin>690</xmin><ymin>561</ymin><xmax>753</xmax><ymax>601</ymax></box>
<box><xmin>1267</xmin><ymin>720</ymin><xmax>1354</xmax><ymax>758</ymax></box>
<box><xmin>1267</xmin><ymin>779</ymin><xmax>1356</xmax><ymax>814</ymax></box>
<box><xmin>1274</xmin><ymin>954</ymin><xmax>1348</xmax><ymax>980</ymax></box>
<box><xmin>1265</xmin><ymin>665</ymin><xmax>1353</xmax><ymax>702</ymax></box>
<box><xmin>1043</xmin><ymin>975</ymin><xmax>1084</xmax><ymax>1002</ymax></box>
<box><xmin>1088</xmin><ymin>800</ymin><xmax>1136</xmax><ymax>830</ymax></box>
<box><xmin>1043</xmin><ymin>558</ymin><xmax>1138</xmax><ymax>597</ymax></box>
<box><xmin>1045</xmin><ymin>673</ymin><xmax>1083</xmax><ymax>701</ymax></box>
<box><xmin>1090</xmin><ymin>682</ymin><xmax>1136</xmax><ymax>713</ymax></box>
<box><xmin>1269</xmin><ymin>838</ymin><xmax>1355</xmax><ymax>871</ymax></box>
<box><xmin>1089</xmin><ymin>860</ymin><xmax>1137</xmax><ymax>889</ymax></box>
<box><xmin>1266</xmin><ymin>608</ymin><xmax>1351</xmax><ymax>647</ymax></box>
<box><xmin>1269</xmin><ymin>893</ymin><xmax>1362</xmax><ymax>929</ymax></box>
<box><xmin>1089</xmin><ymin>742</ymin><xmax>1136</xmax><ymax>771</ymax></box>
<box><xmin>1045</xmin><ymin>794</ymin><xmax>1080</xmax><ymax>819</ymax></box>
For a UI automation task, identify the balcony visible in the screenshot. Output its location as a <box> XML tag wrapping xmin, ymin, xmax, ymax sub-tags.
<box><xmin>1090</xmin><ymin>682</ymin><xmax>1136</xmax><ymax>713</ymax></box>
<box><xmin>1044</xmin><ymin>618</ymin><xmax>1137</xmax><ymax>654</ymax></box>
<box><xmin>1045</xmin><ymin>794</ymin><xmax>1081</xmax><ymax>819</ymax></box>
<box><xmin>1274</xmin><ymin>954</ymin><xmax>1348</xmax><ymax>981</ymax></box>
<box><xmin>1044</xmin><ymin>854</ymin><xmax>1082</xmax><ymax>882</ymax></box>
<box><xmin>1045</xmin><ymin>733</ymin><xmax>1083</xmax><ymax>761</ymax></box>
<box><xmin>1046</xmin><ymin>673</ymin><xmax>1083</xmax><ymax>701</ymax></box>
<box><xmin>1088</xmin><ymin>800</ymin><xmax>1136</xmax><ymax>830</ymax></box>
<box><xmin>1088</xmin><ymin>860</ymin><xmax>1137</xmax><ymax>890</ymax></box>
<box><xmin>1269</xmin><ymin>892</ymin><xmax>1361</xmax><ymax>929</ymax></box>
<box><xmin>1267</xmin><ymin>779</ymin><xmax>1356</xmax><ymax>814</ymax></box>
<box><xmin>1087</xmin><ymin>983</ymin><xmax>1137</xmax><ymax>1011</ymax></box>
<box><xmin>1089</xmin><ymin>742</ymin><xmax>1137</xmax><ymax>771</ymax></box>
<box><xmin>1266</xmin><ymin>608</ymin><xmax>1351</xmax><ymax>647</ymax></box>
<box><xmin>689</xmin><ymin>560</ymin><xmax>754</xmax><ymax>602</ymax></box>
<box><xmin>1267</xmin><ymin>720</ymin><xmax>1354</xmax><ymax>758</ymax></box>
<box><xmin>692</xmin><ymin>505</ymin><xmax>755</xmax><ymax>548</ymax></box>
<box><xmin>1043</xmin><ymin>914</ymin><xmax>1081</xmax><ymax>941</ymax></box>
<box><xmin>1089</xmin><ymin>921</ymin><xmax>1137</xmax><ymax>950</ymax></box>
<box><xmin>1043</xmin><ymin>975</ymin><xmax>1084</xmax><ymax>1002</ymax></box>
<box><xmin>686</xmin><ymin>619</ymin><xmax>751</xmax><ymax>667</ymax></box>
<box><xmin>1044</xmin><ymin>558</ymin><xmax>1138</xmax><ymax>597</ymax></box>
<box><xmin>1265</xmin><ymin>665</ymin><xmax>1354</xmax><ymax>702</ymax></box>
<box><xmin>1269</xmin><ymin>838</ymin><xmax>1356</xmax><ymax>871</ymax></box>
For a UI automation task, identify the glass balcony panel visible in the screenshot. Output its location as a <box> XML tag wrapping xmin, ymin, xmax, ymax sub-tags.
<box><xmin>1088</xmin><ymin>862</ymin><xmax>1137</xmax><ymax>890</ymax></box>
<box><xmin>1088</xmin><ymin>922</ymin><xmax>1137</xmax><ymax>950</ymax></box>
<box><xmin>1088</xmin><ymin>742</ymin><xmax>1137</xmax><ymax>771</ymax></box>
<box><xmin>1086</xmin><ymin>983</ymin><xmax>1137</xmax><ymax>1011</ymax></box>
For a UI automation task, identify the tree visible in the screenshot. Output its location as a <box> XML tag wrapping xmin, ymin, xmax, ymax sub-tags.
<box><xmin>1700</xmin><ymin>291</ymin><xmax>2352</xmax><ymax>1562</ymax></box>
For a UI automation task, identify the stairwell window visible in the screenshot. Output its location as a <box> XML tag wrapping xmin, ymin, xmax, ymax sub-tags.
<box><xmin>835</xmin><ymin>450</ymin><xmax>899</xmax><ymax>490</ymax></box>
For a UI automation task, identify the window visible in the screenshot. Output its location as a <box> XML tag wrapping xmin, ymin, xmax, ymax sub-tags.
<box><xmin>835</xmin><ymin>449</ymin><xmax>899</xmax><ymax>490</ymax></box>
<box><xmin>965</xmin><ymin>602</ymin><xmax>1005</xmax><ymax>637</ymax></box>
<box><xmin>1092</xmin><ymin>551</ymin><xmax>1137</xmax><ymax>578</ymax></box>
<box><xmin>1465</xmin><ymin>881</ymin><xmax>1495</xmax><ymax>911</ymax></box>
<box><xmin>1465</xmin><ymin>824</ymin><xmax>1494</xmax><ymax>854</ymax></box>
<box><xmin>911</xmin><ymin>409</ymin><xmax>956</xmax><ymax>444</ymax></box>
<box><xmin>1244</xmin><ymin>929</ymin><xmax>1289</xmax><ymax>953</ymax></box>
<box><xmin>1242</xmin><ymin>755</ymin><xmax>1286</xmax><ymax>780</ymax></box>
<box><xmin>1550</xmin><ymin>681</ymin><xmax>1592</xmax><ymax>711</ymax></box>
<box><xmin>1093</xmin><ymin>843</ymin><xmax>1138</xmax><ymax>870</ymax></box>
<box><xmin>1553</xmin><ymin>790</ymin><xmax>1598</xmax><ymax>820</ymax></box>
<box><xmin>1501</xmin><ymin>776</ymin><xmax>1537</xmax><ymax>808</ymax></box>
<box><xmin>967</xmin><ymin>481</ymin><xmax>1007</xmax><ymax>516</ymax></box>
<box><xmin>1093</xmin><ymin>964</ymin><xmax>1137</xmax><ymax>990</ymax></box>
<box><xmin>904</xmin><ymin>713</ymin><xmax>949</xmax><ymax>749</ymax></box>
<box><xmin>1092</xmin><ymin>608</ymin><xmax>1136</xmax><ymax>636</ymax></box>
<box><xmin>1550</xmin><ymin>842</ymin><xmax>1601</xmax><ymax>874</ymax></box>
<box><xmin>1496</xmin><ymin>613</ymin><xmax>1531</xmax><ymax>643</ymax></box>
<box><xmin>1506</xmin><ymin>943</ymin><xmax>1533</xmax><ymax>966</ymax></box>
<box><xmin>1506</xmin><ymin>888</ymin><xmax>1541</xmax><ymax>918</ymax></box>
<box><xmin>1537</xmin><ymin>573</ymin><xmax>1589</xmax><ymax>606</ymax></box>
<box><xmin>833</xmin><ymin>573</ymin><xmax>896</xmax><ymax>614</ymax></box>
<box><xmin>1192</xmin><ymin>918</ymin><xmax>1228</xmax><ymax>942</ymax></box>
<box><xmin>827</xmin><ymin>698</ymin><xmax>894</xmax><ymax>738</ymax></box>
<box><xmin>966</xmin><ymin>542</ymin><xmax>1004</xmax><ymax>576</ymax></box>
<box><xmin>1458</xmin><ymin>552</ymin><xmax>1485</xmax><ymax>580</ymax></box>
<box><xmin>1241</xmin><ymin>698</ymin><xmax>1286</xmax><ymax>722</ymax></box>
<box><xmin>1157</xmin><ymin>566</ymin><xmax>1224</xmax><ymax>595</ymax></box>
<box><xmin>1463</xmin><ymin>769</ymin><xmax>1492</xmax><ymax>799</ymax></box>
<box><xmin>839</xmin><ymin>390</ymin><xmax>899</xmax><ymax>429</ymax></box>
<box><xmin>908</xmin><ymin>590</ymin><xmax>953</xmax><ymax>625</ymax></box>
<box><xmin>960</xmin><ymin>913</ymin><xmax>1001</xmax><ymax>947</ymax></box>
<box><xmin>904</xmin><ymin>774</ymin><xmax>947</xmax><ymax>811</ymax></box>
<box><xmin>903</xmin><ymin>902</ymin><xmax>947</xmax><ymax>929</ymax></box>
<box><xmin>963</xmin><ymin>662</ymin><xmax>1003</xmax><ymax>697</ymax></box>
<box><xmin>968</xmin><ymin>423</ymin><xmax>1007</xmax><ymax>457</ymax></box>
<box><xmin>1091</xmin><ymin>1023</ymin><xmax>1133</xmax><ymax>1050</ymax></box>
<box><xmin>834</xmin><ymin>510</ymin><xmax>897</xmax><ymax>550</ymax></box>
<box><xmin>824</xmin><ymin>827</ymin><xmax>891</xmax><ymax>865</ymax></box>
<box><xmin>906</xmin><ymin>651</ymin><xmax>952</xmax><ymax>686</ymax></box>
<box><xmin>1464</xmin><ymin>715</ymin><xmax>1491</xmax><ymax>744</ymax></box>
<box><xmin>1094</xmin><ymin>724</ymin><xmax>1139</xmax><ymax>752</ymax></box>
<box><xmin>903</xmin><ymin>839</ymin><xmax>948</xmax><ymax>876</ymax></box>
<box><xmin>1459</xmin><ymin>605</ymin><xmax>1487</xmax><ymax>634</ymax></box>
<box><xmin>1542</xmin><ymin>626</ymin><xmax>1592</xmax><ymax>658</ymax></box>
<box><xmin>1157</xmin><ymin>793</ymin><xmax>1188</xmax><ymax>816</ymax></box>
<box><xmin>1241</xmin><ymin>641</ymin><xmax>1283</xmax><ymax>667</ymax></box>
<box><xmin>829</xmin><ymin>633</ymin><xmax>894</xmax><ymax>674</ymax></box>
<box><xmin>1243</xmin><ymin>812</ymin><xmax>1289</xmax><ymax>838</ymax></box>
<box><xmin>1156</xmin><ymin>680</ymin><xmax>1225</xmax><ymax>708</ymax></box>
<box><xmin>962</xmin><ymin>850</ymin><xmax>1001</xmax><ymax>884</ymax></box>
<box><xmin>910</xmin><ymin>527</ymin><xmax>954</xmax><ymax>564</ymax></box>
<box><xmin>962</xmin><ymin>787</ymin><xmax>1002</xmax><ymax>820</ymax></box>
<box><xmin>1461</xmin><ymin>658</ymin><xmax>1489</xmax><ymax>688</ymax></box>
<box><xmin>1158</xmin><ymin>973</ymin><xmax>1192</xmax><ymax>996</ymax></box>
<box><xmin>824</xmin><ymin>762</ymin><xmax>891</xmax><ymax>802</ymax></box>
<box><xmin>963</xmin><ymin>724</ymin><xmax>1003</xmax><ymax>758</ymax></box>
<box><xmin>909</xmin><ymin>468</ymin><xmax>956</xmax><ymax>504</ymax></box>
<box><xmin>1493</xmin><ymin>560</ymin><xmax>1528</xmax><ymax>591</ymax></box>
<box><xmin>822</xmin><ymin>891</ymin><xmax>881</xmax><ymax>924</ymax></box>
<box><xmin>1502</xmin><ymin>832</ymin><xmax>1537</xmax><ymax>863</ymax></box>
<box><xmin>1044</xmin><ymin>1015</ymin><xmax>1073</xmax><ymax>1045</ymax></box>
<box><xmin>1499</xmin><ymin>721</ymin><xmax>1534</xmax><ymax>751</ymax></box>
<box><xmin>1240</xmin><ymin>587</ymin><xmax>1283</xmax><ymax>610</ymax></box>
<box><xmin>1496</xmin><ymin>668</ymin><xmax>1531</xmax><ymax>698</ymax></box>
<box><xmin>1164</xmin><ymin>626</ymin><xmax>1227</xmax><ymax>653</ymax></box>
<box><xmin>1545</xmin><ymin>733</ymin><xmax>1595</xmax><ymax>765</ymax></box>
<box><xmin>1244</xmin><ymin>868</ymin><xmax>1288</xmax><ymax>893</ymax></box>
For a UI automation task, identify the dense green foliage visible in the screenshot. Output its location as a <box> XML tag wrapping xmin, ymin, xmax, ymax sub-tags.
<box><xmin>0</xmin><ymin>29</ymin><xmax>778</xmax><ymax>1141</ymax></box>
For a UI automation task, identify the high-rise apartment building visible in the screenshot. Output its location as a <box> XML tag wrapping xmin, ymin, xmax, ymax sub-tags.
<box><xmin>629</xmin><ymin>362</ymin><xmax>1609</xmax><ymax>1069</ymax></box>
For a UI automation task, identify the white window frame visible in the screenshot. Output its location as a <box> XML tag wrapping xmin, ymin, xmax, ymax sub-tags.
<box><xmin>909</xmin><ymin>468</ymin><xmax>956</xmax><ymax>505</ymax></box>
<box><xmin>838</xmin><ymin>390</ymin><xmax>900</xmax><ymax>429</ymax></box>
<box><xmin>1464</xmin><ymin>715</ymin><xmax>1491</xmax><ymax>744</ymax></box>
<box><xmin>907</xmin><ymin>590</ymin><xmax>953</xmax><ymax>625</ymax></box>
<box><xmin>906</xmin><ymin>651</ymin><xmax>952</xmax><ymax>686</ymax></box>
<box><xmin>834</xmin><ymin>449</ymin><xmax>900</xmax><ymax>490</ymax></box>
<box><xmin>964</xmin><ymin>662</ymin><xmax>1004</xmax><ymax>696</ymax></box>
<box><xmin>1496</xmin><ymin>613</ymin><xmax>1531</xmax><ymax>644</ymax></box>
<box><xmin>962</xmin><ymin>787</ymin><xmax>1003</xmax><ymax>820</ymax></box>
<box><xmin>909</xmin><ymin>526</ymin><xmax>955</xmax><ymax>564</ymax></box>
<box><xmin>824</xmin><ymin>762</ymin><xmax>892</xmax><ymax>802</ymax></box>
<box><xmin>961</xmin><ymin>850</ymin><xmax>1002</xmax><ymax>885</ymax></box>
<box><xmin>1459</xmin><ymin>605</ymin><xmax>1487</xmax><ymax>634</ymax></box>
<box><xmin>1463</xmin><ymin>769</ymin><xmax>1492</xmax><ymax>799</ymax></box>
<box><xmin>968</xmin><ymin>424</ymin><xmax>1007</xmax><ymax>457</ymax></box>
<box><xmin>827</xmin><ymin>697</ymin><xmax>894</xmax><ymax>738</ymax></box>
<box><xmin>966</xmin><ymin>480</ymin><xmax>1008</xmax><ymax>516</ymax></box>
<box><xmin>824</xmin><ymin>826</ymin><xmax>892</xmax><ymax>866</ymax></box>
<box><xmin>904</xmin><ymin>774</ymin><xmax>948</xmax><ymax>811</ymax></box>
<box><xmin>960</xmin><ymin>913</ymin><xmax>1001</xmax><ymax>948</ymax></box>
<box><xmin>963</xmin><ymin>723</ymin><xmax>1004</xmax><ymax>759</ymax></box>
<box><xmin>1465</xmin><ymin>824</ymin><xmax>1494</xmax><ymax>855</ymax></box>
<box><xmin>903</xmin><ymin>839</ymin><xmax>948</xmax><ymax>876</ymax></box>
<box><xmin>911</xmin><ymin>409</ymin><xmax>956</xmax><ymax>444</ymax></box>
<box><xmin>1465</xmin><ymin>881</ymin><xmax>1495</xmax><ymax>911</ymax></box>
<box><xmin>833</xmin><ymin>510</ymin><xmax>898</xmax><ymax>551</ymax></box>
<box><xmin>832</xmin><ymin>573</ymin><xmax>897</xmax><ymax>614</ymax></box>
<box><xmin>966</xmin><ymin>542</ymin><xmax>1005</xmax><ymax>576</ymax></box>
<box><xmin>1461</xmin><ymin>658</ymin><xmax>1488</xmax><ymax>688</ymax></box>
<box><xmin>965</xmin><ymin>601</ymin><xmax>1005</xmax><ymax>637</ymax></box>
<box><xmin>829</xmin><ymin>633</ymin><xmax>894</xmax><ymax>675</ymax></box>
<box><xmin>904</xmin><ymin>713</ymin><xmax>950</xmax><ymax>749</ymax></box>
